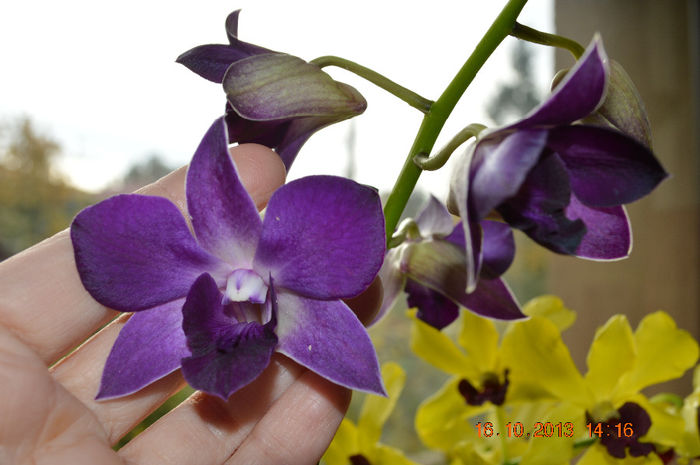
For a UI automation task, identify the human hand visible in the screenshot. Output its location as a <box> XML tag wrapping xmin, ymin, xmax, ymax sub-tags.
<box><xmin>0</xmin><ymin>144</ymin><xmax>380</xmax><ymax>465</ymax></box>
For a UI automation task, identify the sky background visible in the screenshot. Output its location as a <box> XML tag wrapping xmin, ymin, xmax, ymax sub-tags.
<box><xmin>0</xmin><ymin>0</ymin><xmax>554</xmax><ymax>199</ymax></box>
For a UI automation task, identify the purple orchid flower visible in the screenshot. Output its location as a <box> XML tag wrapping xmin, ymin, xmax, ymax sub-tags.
<box><xmin>377</xmin><ymin>196</ymin><xmax>524</xmax><ymax>330</ymax></box>
<box><xmin>450</xmin><ymin>37</ymin><xmax>668</xmax><ymax>292</ymax></box>
<box><xmin>177</xmin><ymin>10</ymin><xmax>366</xmax><ymax>170</ymax></box>
<box><xmin>70</xmin><ymin>118</ymin><xmax>386</xmax><ymax>400</ymax></box>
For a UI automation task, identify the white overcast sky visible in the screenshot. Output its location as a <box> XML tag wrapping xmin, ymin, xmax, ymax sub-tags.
<box><xmin>0</xmin><ymin>0</ymin><xmax>553</xmax><ymax>197</ymax></box>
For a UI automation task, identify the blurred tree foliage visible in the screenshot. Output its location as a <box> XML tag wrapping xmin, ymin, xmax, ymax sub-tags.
<box><xmin>0</xmin><ymin>117</ymin><xmax>95</xmax><ymax>260</ymax></box>
<box><xmin>486</xmin><ymin>41</ymin><xmax>541</xmax><ymax>125</ymax></box>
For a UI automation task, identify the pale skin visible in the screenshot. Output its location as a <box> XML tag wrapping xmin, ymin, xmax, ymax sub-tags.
<box><xmin>0</xmin><ymin>144</ymin><xmax>382</xmax><ymax>465</ymax></box>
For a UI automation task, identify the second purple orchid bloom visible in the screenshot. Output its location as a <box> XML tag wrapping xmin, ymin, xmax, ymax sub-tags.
<box><xmin>451</xmin><ymin>37</ymin><xmax>667</xmax><ymax>292</ymax></box>
<box><xmin>378</xmin><ymin>196</ymin><xmax>524</xmax><ymax>330</ymax></box>
<box><xmin>71</xmin><ymin>118</ymin><xmax>386</xmax><ymax>400</ymax></box>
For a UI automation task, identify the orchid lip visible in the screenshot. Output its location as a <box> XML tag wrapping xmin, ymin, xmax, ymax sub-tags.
<box><xmin>225</xmin><ymin>268</ymin><xmax>268</xmax><ymax>304</ymax></box>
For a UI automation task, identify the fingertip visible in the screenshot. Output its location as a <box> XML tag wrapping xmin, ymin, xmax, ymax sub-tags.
<box><xmin>230</xmin><ymin>143</ymin><xmax>287</xmax><ymax>210</ymax></box>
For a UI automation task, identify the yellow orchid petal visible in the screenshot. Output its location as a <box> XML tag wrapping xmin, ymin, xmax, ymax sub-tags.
<box><xmin>523</xmin><ymin>295</ymin><xmax>576</xmax><ymax>332</ymax></box>
<box><xmin>450</xmin><ymin>441</ymin><xmax>499</xmax><ymax>465</ymax></box>
<box><xmin>322</xmin><ymin>418</ymin><xmax>359</xmax><ymax>465</ymax></box>
<box><xmin>585</xmin><ymin>315</ymin><xmax>636</xmax><ymax>403</ymax></box>
<box><xmin>630</xmin><ymin>394</ymin><xmax>685</xmax><ymax>449</ymax></box>
<box><xmin>358</xmin><ymin>362</ymin><xmax>406</xmax><ymax>448</ymax></box>
<box><xmin>415</xmin><ymin>377</ymin><xmax>488</xmax><ymax>451</ymax></box>
<box><xmin>457</xmin><ymin>310</ymin><xmax>500</xmax><ymax>374</ymax></box>
<box><xmin>501</xmin><ymin>316</ymin><xmax>592</xmax><ymax>407</ymax></box>
<box><xmin>409</xmin><ymin>309</ymin><xmax>479</xmax><ymax>378</ymax></box>
<box><xmin>617</xmin><ymin>311</ymin><xmax>699</xmax><ymax>396</ymax></box>
<box><xmin>519</xmin><ymin>402</ymin><xmax>583</xmax><ymax>465</ymax></box>
<box><xmin>368</xmin><ymin>444</ymin><xmax>421</xmax><ymax>465</ymax></box>
<box><xmin>678</xmin><ymin>369</ymin><xmax>700</xmax><ymax>459</ymax></box>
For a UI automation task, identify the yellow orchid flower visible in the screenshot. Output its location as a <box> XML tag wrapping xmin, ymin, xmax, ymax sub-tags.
<box><xmin>500</xmin><ymin>310</ymin><xmax>698</xmax><ymax>464</ymax></box>
<box><xmin>323</xmin><ymin>362</ymin><xmax>420</xmax><ymax>465</ymax></box>
<box><xmin>412</xmin><ymin>296</ymin><xmax>582</xmax><ymax>463</ymax></box>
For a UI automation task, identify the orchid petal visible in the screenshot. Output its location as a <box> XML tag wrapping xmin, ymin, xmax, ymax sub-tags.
<box><xmin>415</xmin><ymin>378</ymin><xmax>485</xmax><ymax>451</ymax></box>
<box><xmin>498</xmin><ymin>153</ymin><xmax>586</xmax><ymax>255</ymax></box>
<box><xmin>595</xmin><ymin>60</ymin><xmax>653</xmax><ymax>148</ymax></box>
<box><xmin>223</xmin><ymin>105</ymin><xmax>354</xmax><ymax>170</ymax></box>
<box><xmin>457</xmin><ymin>310</ymin><xmax>500</xmax><ymax>374</ymax></box>
<box><xmin>501</xmin><ymin>316</ymin><xmax>592</xmax><ymax>407</ymax></box>
<box><xmin>71</xmin><ymin>194</ymin><xmax>226</xmax><ymax>312</ymax></box>
<box><xmin>97</xmin><ymin>299</ymin><xmax>189</xmax><ymax>399</ymax></box>
<box><xmin>566</xmin><ymin>198</ymin><xmax>631</xmax><ymax>260</ymax></box>
<box><xmin>224</xmin><ymin>53</ymin><xmax>366</xmax><ymax>121</ymax></box>
<box><xmin>405</xmin><ymin>279</ymin><xmax>459</xmax><ymax>330</ymax></box>
<box><xmin>186</xmin><ymin>118</ymin><xmax>262</xmax><ymax>267</ymax></box>
<box><xmin>409</xmin><ymin>310</ymin><xmax>478</xmax><ymax>379</ymax></box>
<box><xmin>176</xmin><ymin>45</ymin><xmax>257</xmax><ymax>83</ymax></box>
<box><xmin>450</xmin><ymin>149</ymin><xmax>481</xmax><ymax>292</ymax></box>
<box><xmin>585</xmin><ymin>315</ymin><xmax>636</xmax><ymax>403</ymax></box>
<box><xmin>548</xmin><ymin>125</ymin><xmax>667</xmax><ymax>207</ymax></box>
<box><xmin>176</xmin><ymin>10</ymin><xmax>271</xmax><ymax>83</ymax></box>
<box><xmin>480</xmin><ymin>220</ymin><xmax>515</xmax><ymax>279</ymax></box>
<box><xmin>404</xmin><ymin>239</ymin><xmax>524</xmax><ymax>320</ymax></box>
<box><xmin>415</xmin><ymin>195</ymin><xmax>455</xmax><ymax>237</ymax></box>
<box><xmin>180</xmin><ymin>274</ymin><xmax>277</xmax><ymax>400</ymax></box>
<box><xmin>471</xmin><ymin>129</ymin><xmax>548</xmax><ymax>219</ymax></box>
<box><xmin>617</xmin><ymin>311</ymin><xmax>699</xmax><ymax>397</ymax></box>
<box><xmin>275</xmin><ymin>291</ymin><xmax>384</xmax><ymax>395</ymax></box>
<box><xmin>373</xmin><ymin>247</ymin><xmax>408</xmax><ymax>325</ymax></box>
<box><xmin>323</xmin><ymin>419</ymin><xmax>359</xmax><ymax>464</ymax></box>
<box><xmin>224</xmin><ymin>10</ymin><xmax>273</xmax><ymax>55</ymax></box>
<box><xmin>443</xmin><ymin>221</ymin><xmax>466</xmax><ymax>249</ymax></box>
<box><xmin>358</xmin><ymin>362</ymin><xmax>405</xmax><ymax>448</ymax></box>
<box><xmin>522</xmin><ymin>295</ymin><xmax>576</xmax><ymax>332</ymax></box>
<box><xmin>511</xmin><ymin>37</ymin><xmax>608</xmax><ymax>129</ymax></box>
<box><xmin>255</xmin><ymin>175</ymin><xmax>385</xmax><ymax>299</ymax></box>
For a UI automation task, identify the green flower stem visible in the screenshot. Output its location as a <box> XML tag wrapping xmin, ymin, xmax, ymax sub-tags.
<box><xmin>574</xmin><ymin>436</ymin><xmax>597</xmax><ymax>448</ymax></box>
<box><xmin>383</xmin><ymin>0</ymin><xmax>528</xmax><ymax>243</ymax></box>
<box><xmin>387</xmin><ymin>218</ymin><xmax>421</xmax><ymax>249</ymax></box>
<box><xmin>510</xmin><ymin>22</ymin><xmax>584</xmax><ymax>59</ymax></box>
<box><xmin>310</xmin><ymin>56</ymin><xmax>434</xmax><ymax>113</ymax></box>
<box><xmin>414</xmin><ymin>123</ymin><xmax>487</xmax><ymax>171</ymax></box>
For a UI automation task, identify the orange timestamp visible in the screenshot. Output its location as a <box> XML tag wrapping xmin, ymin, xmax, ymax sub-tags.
<box><xmin>475</xmin><ymin>421</ymin><xmax>575</xmax><ymax>439</ymax></box>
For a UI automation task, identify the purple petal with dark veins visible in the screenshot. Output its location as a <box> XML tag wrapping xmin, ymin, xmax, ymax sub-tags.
<box><xmin>404</xmin><ymin>240</ymin><xmax>524</xmax><ymax>320</ymax></box>
<box><xmin>71</xmin><ymin>195</ymin><xmax>227</xmax><ymax>312</ymax></box>
<box><xmin>254</xmin><ymin>175</ymin><xmax>385</xmax><ymax>300</ymax></box>
<box><xmin>405</xmin><ymin>279</ymin><xmax>459</xmax><ymax>330</ymax></box>
<box><xmin>275</xmin><ymin>291</ymin><xmax>384</xmax><ymax>395</ymax></box>
<box><xmin>470</xmin><ymin>129</ymin><xmax>548</xmax><ymax>220</ymax></box>
<box><xmin>498</xmin><ymin>153</ymin><xmax>586</xmax><ymax>255</ymax></box>
<box><xmin>566</xmin><ymin>197</ymin><xmax>631</xmax><ymax>259</ymax></box>
<box><xmin>463</xmin><ymin>277</ymin><xmax>523</xmax><ymax>321</ymax></box>
<box><xmin>547</xmin><ymin>125</ymin><xmax>668</xmax><ymax>207</ymax></box>
<box><xmin>224</xmin><ymin>10</ymin><xmax>274</xmax><ymax>55</ymax></box>
<box><xmin>176</xmin><ymin>10</ymin><xmax>272</xmax><ymax>83</ymax></box>
<box><xmin>181</xmin><ymin>274</ymin><xmax>277</xmax><ymax>400</ymax></box>
<box><xmin>224</xmin><ymin>54</ymin><xmax>366</xmax><ymax>121</ymax></box>
<box><xmin>480</xmin><ymin>220</ymin><xmax>515</xmax><ymax>279</ymax></box>
<box><xmin>187</xmin><ymin>118</ymin><xmax>262</xmax><ymax>268</ymax></box>
<box><xmin>176</xmin><ymin>44</ymin><xmax>257</xmax><ymax>83</ymax></box>
<box><xmin>416</xmin><ymin>195</ymin><xmax>455</xmax><ymax>238</ymax></box>
<box><xmin>510</xmin><ymin>38</ymin><xmax>608</xmax><ymax>129</ymax></box>
<box><xmin>97</xmin><ymin>299</ymin><xmax>189</xmax><ymax>400</ymax></box>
